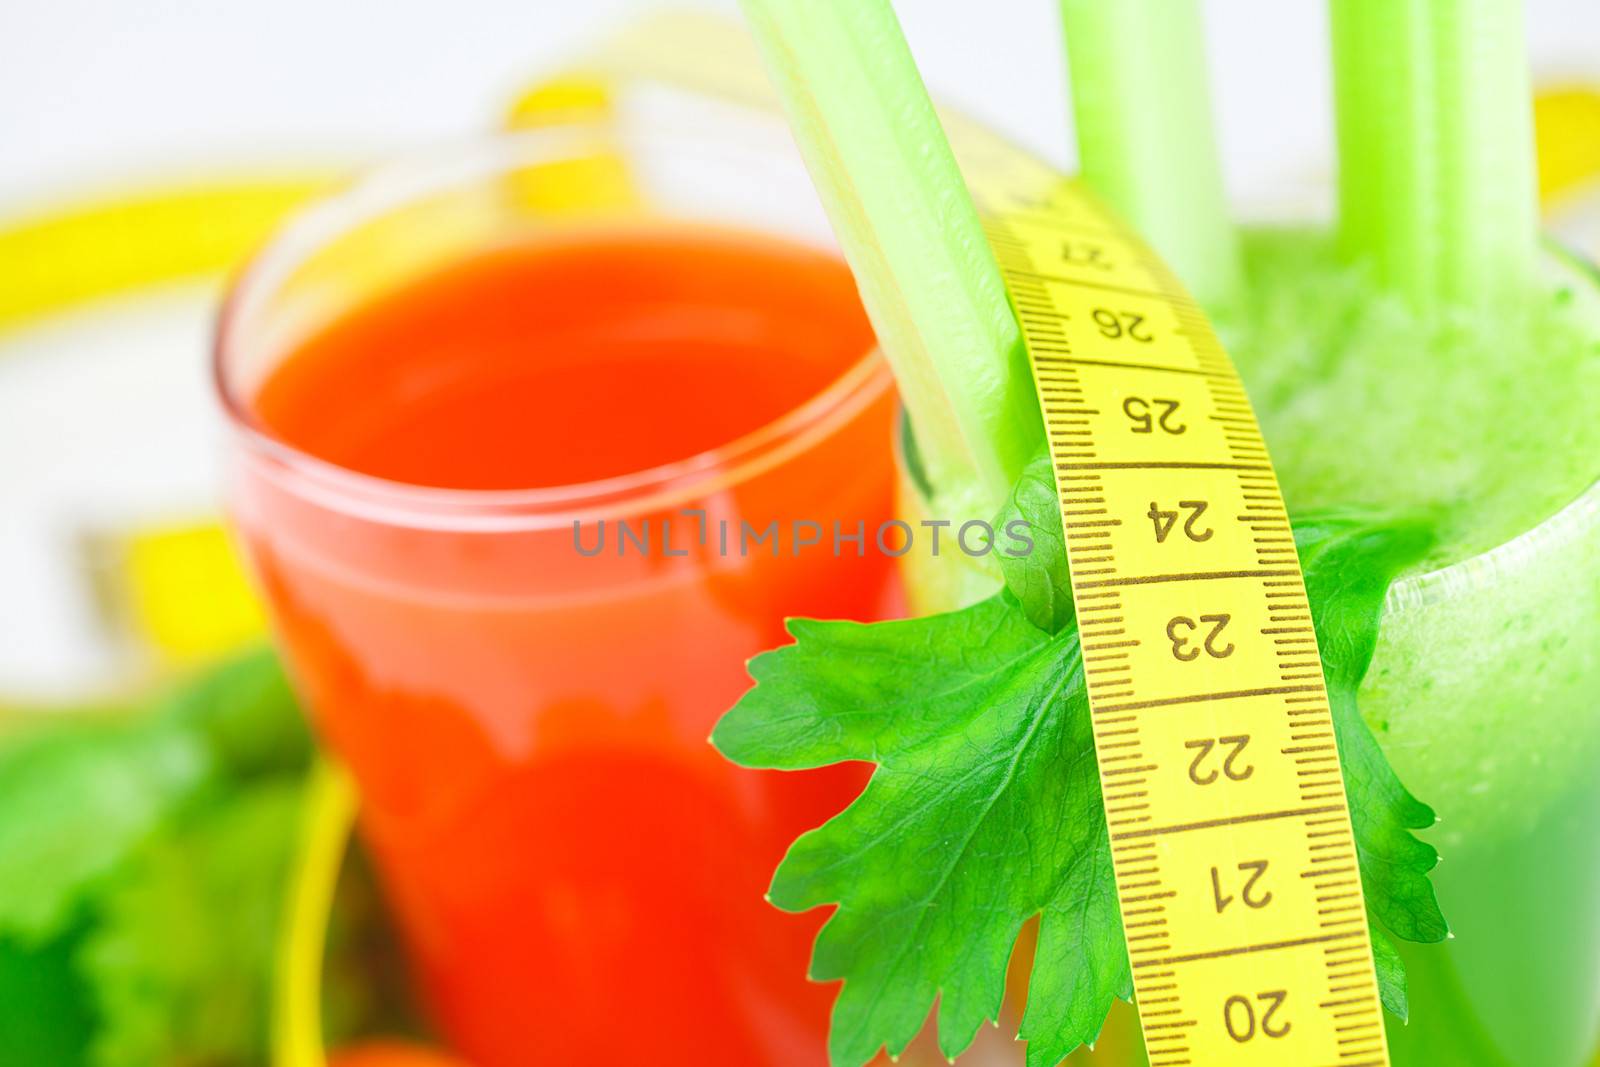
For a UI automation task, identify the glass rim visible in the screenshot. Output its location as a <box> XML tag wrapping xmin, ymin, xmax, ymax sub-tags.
<box><xmin>1386</xmin><ymin>464</ymin><xmax>1600</xmax><ymax>610</ymax></box>
<box><xmin>212</xmin><ymin>122</ymin><xmax>893</xmax><ymax>533</ymax></box>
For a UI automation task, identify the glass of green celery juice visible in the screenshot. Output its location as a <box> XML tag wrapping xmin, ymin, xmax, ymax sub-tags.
<box><xmin>898</xmin><ymin>231</ymin><xmax>1600</xmax><ymax>1065</ymax></box>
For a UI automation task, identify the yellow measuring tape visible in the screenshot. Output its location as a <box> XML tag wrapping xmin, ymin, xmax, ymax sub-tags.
<box><xmin>975</xmin><ymin>178</ymin><xmax>1387</xmax><ymax>1065</ymax></box>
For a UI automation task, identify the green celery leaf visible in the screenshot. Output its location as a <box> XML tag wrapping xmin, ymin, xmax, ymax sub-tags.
<box><xmin>993</xmin><ymin>450</ymin><xmax>1073</xmax><ymax>634</ymax></box>
<box><xmin>1369</xmin><ymin>920</ymin><xmax>1408</xmax><ymax>1022</ymax></box>
<box><xmin>1294</xmin><ymin>514</ymin><xmax>1449</xmax><ymax>946</ymax></box>
<box><xmin>715</xmin><ymin>508</ymin><xmax>1445</xmax><ymax>1065</ymax></box>
<box><xmin>715</xmin><ymin>595</ymin><xmax>1128</xmax><ymax>1065</ymax></box>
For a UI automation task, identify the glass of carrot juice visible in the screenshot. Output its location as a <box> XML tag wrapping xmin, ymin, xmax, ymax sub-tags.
<box><xmin>214</xmin><ymin>117</ymin><xmax>897</xmax><ymax>1066</ymax></box>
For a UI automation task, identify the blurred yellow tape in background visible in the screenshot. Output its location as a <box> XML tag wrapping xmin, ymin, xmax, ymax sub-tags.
<box><xmin>0</xmin><ymin>178</ymin><xmax>331</xmax><ymax>332</ymax></box>
<box><xmin>95</xmin><ymin>522</ymin><xmax>270</xmax><ymax>666</ymax></box>
<box><xmin>1535</xmin><ymin>87</ymin><xmax>1600</xmax><ymax>205</ymax></box>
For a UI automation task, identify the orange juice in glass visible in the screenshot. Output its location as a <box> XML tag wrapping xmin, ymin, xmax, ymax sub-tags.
<box><xmin>216</xmin><ymin>121</ymin><xmax>897</xmax><ymax>1066</ymax></box>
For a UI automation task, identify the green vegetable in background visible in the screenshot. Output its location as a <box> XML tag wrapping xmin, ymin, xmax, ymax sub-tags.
<box><xmin>0</xmin><ymin>708</ymin><xmax>211</xmax><ymax>945</ymax></box>
<box><xmin>0</xmin><ymin>650</ymin><xmax>396</xmax><ymax>1067</ymax></box>
<box><xmin>81</xmin><ymin>781</ymin><xmax>303</xmax><ymax>1067</ymax></box>
<box><xmin>713</xmin><ymin>452</ymin><xmax>1448</xmax><ymax>1067</ymax></box>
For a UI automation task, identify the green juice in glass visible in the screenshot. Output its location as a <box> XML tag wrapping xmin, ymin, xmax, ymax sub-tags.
<box><xmin>899</xmin><ymin>227</ymin><xmax>1600</xmax><ymax>1067</ymax></box>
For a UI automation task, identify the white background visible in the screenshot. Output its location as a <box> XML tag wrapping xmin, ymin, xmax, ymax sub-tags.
<box><xmin>3</xmin><ymin>1</ymin><xmax>1599</xmax><ymax>211</ymax></box>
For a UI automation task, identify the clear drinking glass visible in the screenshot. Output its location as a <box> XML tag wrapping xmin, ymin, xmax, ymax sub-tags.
<box><xmin>214</xmin><ymin>114</ymin><xmax>900</xmax><ymax>1067</ymax></box>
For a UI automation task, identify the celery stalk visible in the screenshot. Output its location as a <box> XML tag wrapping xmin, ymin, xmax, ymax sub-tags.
<box><xmin>1060</xmin><ymin>0</ymin><xmax>1241</xmax><ymax>309</ymax></box>
<box><xmin>1332</xmin><ymin>0</ymin><xmax>1538</xmax><ymax>311</ymax></box>
<box><xmin>738</xmin><ymin>0</ymin><xmax>1043</xmax><ymax>514</ymax></box>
